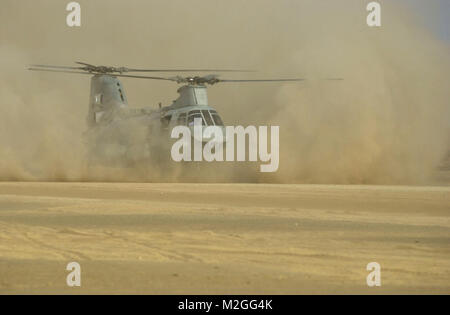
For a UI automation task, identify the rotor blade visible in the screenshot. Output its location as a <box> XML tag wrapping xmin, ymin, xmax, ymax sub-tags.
<box><xmin>111</xmin><ymin>73</ymin><xmax>175</xmax><ymax>81</ymax></box>
<box><xmin>77</xmin><ymin>61</ymin><xmax>254</xmax><ymax>73</ymax></box>
<box><xmin>30</xmin><ymin>64</ymin><xmax>85</xmax><ymax>71</ymax></box>
<box><xmin>32</xmin><ymin>62</ymin><xmax>255</xmax><ymax>73</ymax></box>
<box><xmin>28</xmin><ymin>67</ymin><xmax>176</xmax><ymax>81</ymax></box>
<box><xmin>125</xmin><ymin>69</ymin><xmax>255</xmax><ymax>73</ymax></box>
<box><xmin>28</xmin><ymin>68</ymin><xmax>333</xmax><ymax>85</ymax></box>
<box><xmin>75</xmin><ymin>61</ymin><xmax>96</xmax><ymax>67</ymax></box>
<box><xmin>219</xmin><ymin>78</ymin><xmax>306</xmax><ymax>83</ymax></box>
<box><xmin>29</xmin><ymin>68</ymin><xmax>96</xmax><ymax>75</ymax></box>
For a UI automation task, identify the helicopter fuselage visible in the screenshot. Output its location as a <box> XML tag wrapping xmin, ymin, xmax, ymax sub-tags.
<box><xmin>84</xmin><ymin>75</ymin><xmax>226</xmax><ymax>165</ymax></box>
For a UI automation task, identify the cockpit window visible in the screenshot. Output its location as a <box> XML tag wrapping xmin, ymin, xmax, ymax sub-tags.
<box><xmin>211</xmin><ymin>113</ymin><xmax>224</xmax><ymax>126</ymax></box>
<box><xmin>201</xmin><ymin>110</ymin><xmax>214</xmax><ymax>126</ymax></box>
<box><xmin>187</xmin><ymin>113</ymin><xmax>205</xmax><ymax>126</ymax></box>
<box><xmin>186</xmin><ymin>110</ymin><xmax>224</xmax><ymax>126</ymax></box>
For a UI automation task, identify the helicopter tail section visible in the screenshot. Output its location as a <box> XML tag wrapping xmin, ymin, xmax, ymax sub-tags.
<box><xmin>87</xmin><ymin>74</ymin><xmax>128</xmax><ymax>127</ymax></box>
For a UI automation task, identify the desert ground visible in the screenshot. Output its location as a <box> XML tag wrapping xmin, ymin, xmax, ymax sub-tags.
<box><xmin>0</xmin><ymin>182</ymin><xmax>448</xmax><ymax>294</ymax></box>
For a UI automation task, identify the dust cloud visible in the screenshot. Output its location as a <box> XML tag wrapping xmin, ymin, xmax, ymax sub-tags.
<box><xmin>0</xmin><ymin>0</ymin><xmax>448</xmax><ymax>184</ymax></box>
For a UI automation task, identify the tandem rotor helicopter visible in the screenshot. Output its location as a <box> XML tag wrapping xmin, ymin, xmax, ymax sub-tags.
<box><xmin>28</xmin><ymin>62</ymin><xmax>338</xmax><ymax>167</ymax></box>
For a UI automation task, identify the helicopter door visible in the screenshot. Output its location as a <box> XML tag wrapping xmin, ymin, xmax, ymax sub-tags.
<box><xmin>93</xmin><ymin>94</ymin><xmax>106</xmax><ymax>123</ymax></box>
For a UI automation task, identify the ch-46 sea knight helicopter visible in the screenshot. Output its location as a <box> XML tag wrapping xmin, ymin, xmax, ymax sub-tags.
<box><xmin>28</xmin><ymin>62</ymin><xmax>327</xmax><ymax>167</ymax></box>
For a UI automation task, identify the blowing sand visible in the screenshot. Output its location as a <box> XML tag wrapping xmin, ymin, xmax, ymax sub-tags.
<box><xmin>0</xmin><ymin>182</ymin><xmax>448</xmax><ymax>294</ymax></box>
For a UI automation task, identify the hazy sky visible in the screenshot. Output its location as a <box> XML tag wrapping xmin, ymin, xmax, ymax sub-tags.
<box><xmin>402</xmin><ymin>0</ymin><xmax>449</xmax><ymax>41</ymax></box>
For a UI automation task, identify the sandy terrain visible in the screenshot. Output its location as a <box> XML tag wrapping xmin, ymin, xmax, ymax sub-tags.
<box><xmin>0</xmin><ymin>182</ymin><xmax>448</xmax><ymax>294</ymax></box>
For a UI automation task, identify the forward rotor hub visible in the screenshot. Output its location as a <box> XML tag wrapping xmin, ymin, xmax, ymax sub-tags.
<box><xmin>173</xmin><ymin>75</ymin><xmax>221</xmax><ymax>85</ymax></box>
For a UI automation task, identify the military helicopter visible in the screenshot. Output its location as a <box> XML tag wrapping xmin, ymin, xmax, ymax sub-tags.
<box><xmin>27</xmin><ymin>62</ymin><xmax>317</xmax><ymax>166</ymax></box>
